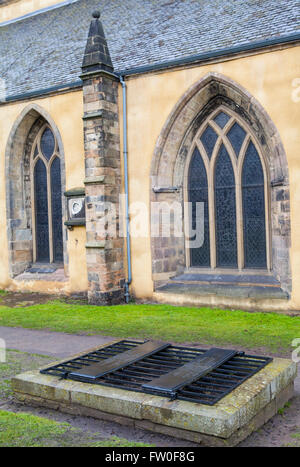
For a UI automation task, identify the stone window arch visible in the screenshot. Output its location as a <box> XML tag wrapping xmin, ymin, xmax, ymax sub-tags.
<box><xmin>30</xmin><ymin>123</ymin><xmax>63</xmax><ymax>263</ymax></box>
<box><xmin>151</xmin><ymin>73</ymin><xmax>291</xmax><ymax>295</ymax></box>
<box><xmin>183</xmin><ymin>105</ymin><xmax>270</xmax><ymax>272</ymax></box>
<box><xmin>5</xmin><ymin>104</ymin><xmax>67</xmax><ymax>277</ymax></box>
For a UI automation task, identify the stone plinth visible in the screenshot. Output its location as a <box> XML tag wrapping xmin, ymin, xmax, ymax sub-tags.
<box><xmin>12</xmin><ymin>341</ymin><xmax>297</xmax><ymax>446</ymax></box>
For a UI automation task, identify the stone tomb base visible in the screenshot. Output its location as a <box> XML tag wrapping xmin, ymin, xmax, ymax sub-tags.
<box><xmin>12</xmin><ymin>341</ymin><xmax>297</xmax><ymax>446</ymax></box>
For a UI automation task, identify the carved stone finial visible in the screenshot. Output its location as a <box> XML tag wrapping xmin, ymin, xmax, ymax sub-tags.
<box><xmin>81</xmin><ymin>9</ymin><xmax>113</xmax><ymax>74</ymax></box>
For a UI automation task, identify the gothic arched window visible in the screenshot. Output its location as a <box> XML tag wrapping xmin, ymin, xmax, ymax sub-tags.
<box><xmin>188</xmin><ymin>147</ymin><xmax>210</xmax><ymax>267</ymax></box>
<box><xmin>31</xmin><ymin>124</ymin><xmax>63</xmax><ymax>263</ymax></box>
<box><xmin>186</xmin><ymin>106</ymin><xmax>269</xmax><ymax>270</ymax></box>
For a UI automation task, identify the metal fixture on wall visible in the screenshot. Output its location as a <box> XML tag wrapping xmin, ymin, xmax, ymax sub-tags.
<box><xmin>64</xmin><ymin>187</ymin><xmax>86</xmax><ymax>231</ymax></box>
<box><xmin>120</xmin><ymin>76</ymin><xmax>132</xmax><ymax>303</ymax></box>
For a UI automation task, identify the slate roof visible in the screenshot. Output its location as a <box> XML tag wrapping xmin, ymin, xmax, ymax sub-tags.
<box><xmin>0</xmin><ymin>0</ymin><xmax>299</xmax><ymax>100</ymax></box>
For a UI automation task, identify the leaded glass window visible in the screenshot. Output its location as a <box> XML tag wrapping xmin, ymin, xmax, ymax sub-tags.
<box><xmin>242</xmin><ymin>141</ymin><xmax>267</xmax><ymax>268</ymax></box>
<box><xmin>40</xmin><ymin>127</ymin><xmax>55</xmax><ymax>160</ymax></box>
<box><xmin>34</xmin><ymin>159</ymin><xmax>49</xmax><ymax>262</ymax></box>
<box><xmin>227</xmin><ymin>122</ymin><xmax>246</xmax><ymax>157</ymax></box>
<box><xmin>213</xmin><ymin>111</ymin><xmax>231</xmax><ymax>129</ymax></box>
<box><xmin>188</xmin><ymin>147</ymin><xmax>210</xmax><ymax>267</ymax></box>
<box><xmin>31</xmin><ymin>125</ymin><xmax>63</xmax><ymax>263</ymax></box>
<box><xmin>186</xmin><ymin>106</ymin><xmax>269</xmax><ymax>270</ymax></box>
<box><xmin>51</xmin><ymin>157</ymin><xmax>63</xmax><ymax>262</ymax></box>
<box><xmin>215</xmin><ymin>144</ymin><xmax>237</xmax><ymax>267</ymax></box>
<box><xmin>200</xmin><ymin>125</ymin><xmax>218</xmax><ymax>159</ymax></box>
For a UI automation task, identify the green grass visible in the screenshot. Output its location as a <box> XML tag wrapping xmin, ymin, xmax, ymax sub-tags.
<box><xmin>277</xmin><ymin>401</ymin><xmax>291</xmax><ymax>415</ymax></box>
<box><xmin>0</xmin><ymin>350</ymin><xmax>53</xmax><ymax>400</ymax></box>
<box><xmin>0</xmin><ymin>351</ymin><xmax>152</xmax><ymax>447</ymax></box>
<box><xmin>0</xmin><ymin>411</ymin><xmax>152</xmax><ymax>447</ymax></box>
<box><xmin>0</xmin><ymin>290</ymin><xmax>7</xmax><ymax>304</ymax></box>
<box><xmin>0</xmin><ymin>410</ymin><xmax>69</xmax><ymax>447</ymax></box>
<box><xmin>284</xmin><ymin>431</ymin><xmax>300</xmax><ymax>447</ymax></box>
<box><xmin>0</xmin><ymin>300</ymin><xmax>299</xmax><ymax>353</ymax></box>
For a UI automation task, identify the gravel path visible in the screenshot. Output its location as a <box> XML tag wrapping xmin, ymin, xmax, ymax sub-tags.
<box><xmin>0</xmin><ymin>326</ymin><xmax>114</xmax><ymax>358</ymax></box>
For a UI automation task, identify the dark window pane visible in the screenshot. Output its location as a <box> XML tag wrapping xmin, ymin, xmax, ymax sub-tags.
<box><xmin>34</xmin><ymin>159</ymin><xmax>49</xmax><ymax>262</ymax></box>
<box><xmin>188</xmin><ymin>148</ymin><xmax>210</xmax><ymax>267</ymax></box>
<box><xmin>51</xmin><ymin>157</ymin><xmax>63</xmax><ymax>262</ymax></box>
<box><xmin>242</xmin><ymin>141</ymin><xmax>266</xmax><ymax>268</ymax></box>
<box><xmin>41</xmin><ymin>128</ymin><xmax>55</xmax><ymax>160</ymax></box>
<box><xmin>226</xmin><ymin>122</ymin><xmax>246</xmax><ymax>157</ymax></box>
<box><xmin>200</xmin><ymin>125</ymin><xmax>218</xmax><ymax>159</ymax></box>
<box><xmin>215</xmin><ymin>144</ymin><xmax>237</xmax><ymax>267</ymax></box>
<box><xmin>213</xmin><ymin>111</ymin><xmax>230</xmax><ymax>129</ymax></box>
<box><xmin>242</xmin><ymin>141</ymin><xmax>264</xmax><ymax>186</ymax></box>
<box><xmin>33</xmin><ymin>144</ymin><xmax>38</xmax><ymax>158</ymax></box>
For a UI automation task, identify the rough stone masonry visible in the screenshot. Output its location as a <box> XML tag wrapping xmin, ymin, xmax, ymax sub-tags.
<box><xmin>81</xmin><ymin>11</ymin><xmax>125</xmax><ymax>305</ymax></box>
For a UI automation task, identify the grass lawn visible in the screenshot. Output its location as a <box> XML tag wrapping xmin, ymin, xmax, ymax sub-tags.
<box><xmin>0</xmin><ymin>298</ymin><xmax>299</xmax><ymax>353</ymax></box>
<box><xmin>0</xmin><ymin>350</ymin><xmax>152</xmax><ymax>447</ymax></box>
<box><xmin>0</xmin><ymin>350</ymin><xmax>53</xmax><ymax>401</ymax></box>
<box><xmin>289</xmin><ymin>432</ymin><xmax>300</xmax><ymax>447</ymax></box>
<box><xmin>0</xmin><ymin>411</ymin><xmax>151</xmax><ymax>447</ymax></box>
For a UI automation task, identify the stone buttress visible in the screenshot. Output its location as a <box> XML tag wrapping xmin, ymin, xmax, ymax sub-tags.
<box><xmin>81</xmin><ymin>11</ymin><xmax>125</xmax><ymax>305</ymax></box>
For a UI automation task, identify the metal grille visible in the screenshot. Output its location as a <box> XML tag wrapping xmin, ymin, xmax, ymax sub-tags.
<box><xmin>176</xmin><ymin>352</ymin><xmax>272</xmax><ymax>405</ymax></box>
<box><xmin>40</xmin><ymin>340</ymin><xmax>141</xmax><ymax>378</ymax></box>
<box><xmin>41</xmin><ymin>341</ymin><xmax>272</xmax><ymax>406</ymax></box>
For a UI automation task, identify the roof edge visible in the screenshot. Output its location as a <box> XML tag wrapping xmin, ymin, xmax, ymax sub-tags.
<box><xmin>1</xmin><ymin>33</ymin><xmax>299</xmax><ymax>104</ymax></box>
<box><xmin>1</xmin><ymin>80</ymin><xmax>82</xmax><ymax>104</ymax></box>
<box><xmin>0</xmin><ymin>0</ymin><xmax>79</xmax><ymax>27</ymax></box>
<box><xmin>118</xmin><ymin>32</ymin><xmax>300</xmax><ymax>76</ymax></box>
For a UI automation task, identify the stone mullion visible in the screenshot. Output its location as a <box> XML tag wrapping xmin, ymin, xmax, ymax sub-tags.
<box><xmin>45</xmin><ymin>158</ymin><xmax>53</xmax><ymax>263</ymax></box>
<box><xmin>30</xmin><ymin>157</ymin><xmax>37</xmax><ymax>263</ymax></box>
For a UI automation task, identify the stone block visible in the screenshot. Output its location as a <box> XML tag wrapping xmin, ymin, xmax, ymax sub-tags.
<box><xmin>12</xmin><ymin>371</ymin><xmax>71</xmax><ymax>404</ymax></box>
<box><xmin>70</xmin><ymin>384</ymin><xmax>145</xmax><ymax>420</ymax></box>
<box><xmin>12</xmin><ymin>354</ymin><xmax>296</xmax><ymax>445</ymax></box>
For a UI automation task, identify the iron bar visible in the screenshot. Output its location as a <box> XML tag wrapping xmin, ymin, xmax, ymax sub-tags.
<box><xmin>41</xmin><ymin>340</ymin><xmax>272</xmax><ymax>406</ymax></box>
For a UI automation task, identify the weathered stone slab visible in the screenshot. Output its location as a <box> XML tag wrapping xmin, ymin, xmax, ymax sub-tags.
<box><xmin>171</xmin><ymin>273</ymin><xmax>281</xmax><ymax>286</ymax></box>
<box><xmin>70</xmin><ymin>384</ymin><xmax>145</xmax><ymax>420</ymax></box>
<box><xmin>12</xmin><ymin>371</ymin><xmax>71</xmax><ymax>404</ymax></box>
<box><xmin>153</xmin><ymin>289</ymin><xmax>290</xmax><ymax>312</ymax></box>
<box><xmin>156</xmin><ymin>282</ymin><xmax>288</xmax><ymax>300</ymax></box>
